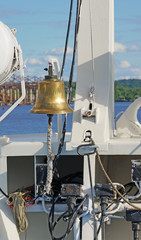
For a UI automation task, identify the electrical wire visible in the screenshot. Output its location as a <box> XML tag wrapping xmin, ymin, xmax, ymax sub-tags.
<box><xmin>0</xmin><ymin>187</ymin><xmax>9</xmax><ymax>198</ymax></box>
<box><xmin>60</xmin><ymin>0</ymin><xmax>73</xmax><ymax>79</ymax></box>
<box><xmin>48</xmin><ymin>1</ymin><xmax>83</xmax><ymax>238</ymax></box>
<box><xmin>104</xmin><ymin>182</ymin><xmax>139</xmax><ymax>214</ymax></box>
<box><xmin>48</xmin><ymin>195</ymin><xmax>88</xmax><ymax>240</ymax></box>
<box><xmin>92</xmin><ymin>139</ymin><xmax>141</xmax><ymax>210</ymax></box>
<box><xmin>67</xmin><ymin>0</ymin><xmax>82</xmax><ymax>104</ymax></box>
<box><xmin>106</xmin><ymin>202</ymin><xmax>122</xmax><ymax>215</ymax></box>
<box><xmin>53</xmin><ymin>116</ymin><xmax>67</xmax><ymax>171</ymax></box>
<box><xmin>96</xmin><ymin>213</ymin><xmax>103</xmax><ymax>237</ymax></box>
<box><xmin>53</xmin><ymin>0</ymin><xmax>82</xmax><ymax>172</ymax></box>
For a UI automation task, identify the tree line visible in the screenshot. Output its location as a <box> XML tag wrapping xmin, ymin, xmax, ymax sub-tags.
<box><xmin>65</xmin><ymin>79</ymin><xmax>141</xmax><ymax>102</ymax></box>
<box><xmin>115</xmin><ymin>79</ymin><xmax>141</xmax><ymax>102</ymax></box>
<box><xmin>7</xmin><ymin>75</ymin><xmax>141</xmax><ymax>102</ymax></box>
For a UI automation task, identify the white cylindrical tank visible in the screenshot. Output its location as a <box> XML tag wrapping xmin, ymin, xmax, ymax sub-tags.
<box><xmin>0</xmin><ymin>21</ymin><xmax>21</xmax><ymax>85</ymax></box>
<box><xmin>0</xmin><ymin>21</ymin><xmax>25</xmax><ymax>122</ymax></box>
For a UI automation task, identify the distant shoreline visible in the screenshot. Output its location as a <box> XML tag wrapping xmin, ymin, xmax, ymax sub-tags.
<box><xmin>0</xmin><ymin>77</ymin><xmax>141</xmax><ymax>105</ymax></box>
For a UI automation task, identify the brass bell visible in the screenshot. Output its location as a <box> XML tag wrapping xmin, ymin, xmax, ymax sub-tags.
<box><xmin>30</xmin><ymin>64</ymin><xmax>73</xmax><ymax>114</ymax></box>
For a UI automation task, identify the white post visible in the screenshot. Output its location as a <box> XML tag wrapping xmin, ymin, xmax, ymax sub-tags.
<box><xmin>69</xmin><ymin>0</ymin><xmax>114</xmax><ymax>147</ymax></box>
<box><xmin>82</xmin><ymin>154</ymin><xmax>96</xmax><ymax>240</ymax></box>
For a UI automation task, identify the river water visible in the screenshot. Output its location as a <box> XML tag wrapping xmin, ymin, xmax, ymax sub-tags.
<box><xmin>0</xmin><ymin>102</ymin><xmax>140</xmax><ymax>136</ymax></box>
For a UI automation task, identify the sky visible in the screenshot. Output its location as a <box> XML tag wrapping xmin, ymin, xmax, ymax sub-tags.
<box><xmin>0</xmin><ymin>0</ymin><xmax>141</xmax><ymax>80</ymax></box>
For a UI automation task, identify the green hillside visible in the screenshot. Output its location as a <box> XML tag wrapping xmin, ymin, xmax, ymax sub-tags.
<box><xmin>115</xmin><ymin>79</ymin><xmax>141</xmax><ymax>88</ymax></box>
<box><xmin>64</xmin><ymin>79</ymin><xmax>141</xmax><ymax>102</ymax></box>
<box><xmin>115</xmin><ymin>79</ymin><xmax>141</xmax><ymax>102</ymax></box>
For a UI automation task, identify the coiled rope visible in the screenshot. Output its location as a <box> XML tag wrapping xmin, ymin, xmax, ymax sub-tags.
<box><xmin>7</xmin><ymin>192</ymin><xmax>28</xmax><ymax>233</ymax></box>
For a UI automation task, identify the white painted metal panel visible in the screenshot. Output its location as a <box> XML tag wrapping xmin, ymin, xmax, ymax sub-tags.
<box><xmin>69</xmin><ymin>0</ymin><xmax>114</xmax><ymax>147</ymax></box>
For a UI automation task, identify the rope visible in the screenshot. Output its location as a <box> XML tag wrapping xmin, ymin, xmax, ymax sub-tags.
<box><xmin>7</xmin><ymin>192</ymin><xmax>28</xmax><ymax>233</ymax></box>
<box><xmin>92</xmin><ymin>139</ymin><xmax>141</xmax><ymax>210</ymax></box>
<box><xmin>46</xmin><ymin>115</ymin><xmax>55</xmax><ymax>195</ymax></box>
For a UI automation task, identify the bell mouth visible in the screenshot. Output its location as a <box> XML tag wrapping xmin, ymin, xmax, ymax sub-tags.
<box><xmin>30</xmin><ymin>104</ymin><xmax>73</xmax><ymax>114</ymax></box>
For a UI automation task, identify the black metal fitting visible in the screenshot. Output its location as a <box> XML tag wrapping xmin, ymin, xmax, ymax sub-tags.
<box><xmin>95</xmin><ymin>183</ymin><xmax>114</xmax><ymax>198</ymax></box>
<box><xmin>126</xmin><ymin>210</ymin><xmax>141</xmax><ymax>240</ymax></box>
<box><xmin>100</xmin><ymin>196</ymin><xmax>108</xmax><ymax>213</ymax></box>
<box><xmin>36</xmin><ymin>165</ymin><xmax>47</xmax><ymax>186</ymax></box>
<box><xmin>126</xmin><ymin>210</ymin><xmax>141</xmax><ymax>222</ymax></box>
<box><xmin>131</xmin><ymin>160</ymin><xmax>141</xmax><ymax>182</ymax></box>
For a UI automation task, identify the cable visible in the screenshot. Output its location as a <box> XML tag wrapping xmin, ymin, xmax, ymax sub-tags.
<box><xmin>123</xmin><ymin>182</ymin><xmax>137</xmax><ymax>196</ymax></box>
<box><xmin>92</xmin><ymin>139</ymin><xmax>141</xmax><ymax>210</ymax></box>
<box><xmin>96</xmin><ymin>213</ymin><xmax>103</xmax><ymax>237</ymax></box>
<box><xmin>48</xmin><ymin>1</ymin><xmax>83</xmax><ymax>238</ymax></box>
<box><xmin>114</xmin><ymin>111</ymin><xmax>124</xmax><ymax>120</ymax></box>
<box><xmin>106</xmin><ymin>202</ymin><xmax>122</xmax><ymax>215</ymax></box>
<box><xmin>0</xmin><ymin>187</ymin><xmax>9</xmax><ymax>198</ymax></box>
<box><xmin>67</xmin><ymin>0</ymin><xmax>82</xmax><ymax>104</ymax></box>
<box><xmin>88</xmin><ymin>0</ymin><xmax>95</xmax><ymax>103</ymax></box>
<box><xmin>60</xmin><ymin>0</ymin><xmax>74</xmax><ymax>79</ymax></box>
<box><xmin>48</xmin><ymin>195</ymin><xmax>88</xmax><ymax>240</ymax></box>
<box><xmin>53</xmin><ymin>116</ymin><xmax>67</xmax><ymax>171</ymax></box>
<box><xmin>53</xmin><ymin>0</ymin><xmax>82</xmax><ymax>172</ymax></box>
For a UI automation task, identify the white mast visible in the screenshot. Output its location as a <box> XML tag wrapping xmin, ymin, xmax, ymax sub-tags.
<box><xmin>69</xmin><ymin>0</ymin><xmax>114</xmax><ymax>147</ymax></box>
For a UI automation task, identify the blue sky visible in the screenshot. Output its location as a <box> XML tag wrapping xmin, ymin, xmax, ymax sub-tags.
<box><xmin>114</xmin><ymin>0</ymin><xmax>141</xmax><ymax>79</ymax></box>
<box><xmin>1</xmin><ymin>0</ymin><xmax>141</xmax><ymax>80</ymax></box>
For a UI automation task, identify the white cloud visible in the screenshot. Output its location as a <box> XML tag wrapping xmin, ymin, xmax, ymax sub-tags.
<box><xmin>66</xmin><ymin>46</ymin><xmax>73</xmax><ymax>54</ymax></box>
<box><xmin>50</xmin><ymin>48</ymin><xmax>64</xmax><ymax>55</ymax></box>
<box><xmin>120</xmin><ymin>60</ymin><xmax>131</xmax><ymax>68</ymax></box>
<box><xmin>114</xmin><ymin>42</ymin><xmax>127</xmax><ymax>53</ymax></box>
<box><xmin>114</xmin><ymin>42</ymin><xmax>140</xmax><ymax>53</ymax></box>
<box><xmin>25</xmin><ymin>67</ymin><xmax>36</xmax><ymax>75</ymax></box>
<box><xmin>118</xmin><ymin>76</ymin><xmax>131</xmax><ymax>80</ymax></box>
<box><xmin>45</xmin><ymin>46</ymin><xmax>73</xmax><ymax>56</ymax></box>
<box><xmin>44</xmin><ymin>55</ymin><xmax>60</xmax><ymax>62</ymax></box>
<box><xmin>29</xmin><ymin>58</ymin><xmax>43</xmax><ymax>65</ymax></box>
<box><xmin>129</xmin><ymin>45</ymin><xmax>140</xmax><ymax>51</ymax></box>
<box><xmin>130</xmin><ymin>68</ymin><xmax>141</xmax><ymax>75</ymax></box>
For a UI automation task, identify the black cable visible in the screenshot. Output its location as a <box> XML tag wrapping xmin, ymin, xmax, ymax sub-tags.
<box><xmin>48</xmin><ymin>198</ymin><xmax>75</xmax><ymax>240</ymax></box>
<box><xmin>124</xmin><ymin>182</ymin><xmax>139</xmax><ymax>197</ymax></box>
<box><xmin>48</xmin><ymin>195</ymin><xmax>88</xmax><ymax>240</ymax></box>
<box><xmin>60</xmin><ymin>0</ymin><xmax>74</xmax><ymax>79</ymax></box>
<box><xmin>67</xmin><ymin>0</ymin><xmax>82</xmax><ymax>104</ymax></box>
<box><xmin>96</xmin><ymin>213</ymin><xmax>104</xmax><ymax>237</ymax></box>
<box><xmin>0</xmin><ymin>187</ymin><xmax>9</xmax><ymax>198</ymax></box>
<box><xmin>61</xmin><ymin>171</ymin><xmax>83</xmax><ymax>184</ymax></box>
<box><xmin>48</xmin><ymin>1</ymin><xmax>83</xmax><ymax>238</ymax></box>
<box><xmin>53</xmin><ymin>0</ymin><xmax>75</xmax><ymax>170</ymax></box>
<box><xmin>53</xmin><ymin>0</ymin><xmax>82</xmax><ymax>173</ymax></box>
<box><xmin>53</xmin><ymin>116</ymin><xmax>67</xmax><ymax>171</ymax></box>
